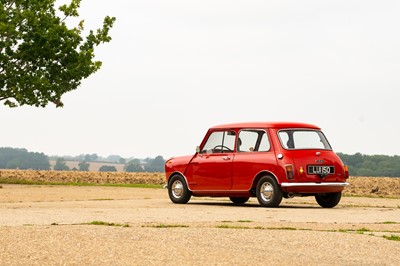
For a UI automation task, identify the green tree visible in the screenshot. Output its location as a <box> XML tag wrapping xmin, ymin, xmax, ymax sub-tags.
<box><xmin>124</xmin><ymin>159</ymin><xmax>143</xmax><ymax>172</ymax></box>
<box><xmin>6</xmin><ymin>158</ymin><xmax>20</xmax><ymax>169</ymax></box>
<box><xmin>98</xmin><ymin>165</ymin><xmax>116</xmax><ymax>172</ymax></box>
<box><xmin>0</xmin><ymin>0</ymin><xmax>116</xmax><ymax>107</ymax></box>
<box><xmin>338</xmin><ymin>153</ymin><xmax>400</xmax><ymax>177</ymax></box>
<box><xmin>106</xmin><ymin>154</ymin><xmax>122</xmax><ymax>163</ymax></box>
<box><xmin>83</xmin><ymin>153</ymin><xmax>98</xmax><ymax>162</ymax></box>
<box><xmin>0</xmin><ymin>147</ymin><xmax>50</xmax><ymax>169</ymax></box>
<box><xmin>53</xmin><ymin>157</ymin><xmax>70</xmax><ymax>171</ymax></box>
<box><xmin>144</xmin><ymin>156</ymin><xmax>165</xmax><ymax>172</ymax></box>
<box><xmin>78</xmin><ymin>161</ymin><xmax>90</xmax><ymax>171</ymax></box>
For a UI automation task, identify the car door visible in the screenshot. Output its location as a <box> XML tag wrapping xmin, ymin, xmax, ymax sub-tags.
<box><xmin>186</xmin><ymin>130</ymin><xmax>235</xmax><ymax>191</ymax></box>
<box><xmin>232</xmin><ymin>129</ymin><xmax>278</xmax><ymax>190</ymax></box>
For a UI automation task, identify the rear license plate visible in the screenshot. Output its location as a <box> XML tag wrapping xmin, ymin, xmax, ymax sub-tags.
<box><xmin>307</xmin><ymin>165</ymin><xmax>334</xmax><ymax>175</ymax></box>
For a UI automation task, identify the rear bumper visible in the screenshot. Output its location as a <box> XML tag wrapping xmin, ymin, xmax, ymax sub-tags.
<box><xmin>280</xmin><ymin>182</ymin><xmax>349</xmax><ymax>194</ymax></box>
<box><xmin>281</xmin><ymin>182</ymin><xmax>349</xmax><ymax>188</ymax></box>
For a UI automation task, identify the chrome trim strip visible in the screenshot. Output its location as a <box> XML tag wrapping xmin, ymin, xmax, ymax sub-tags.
<box><xmin>281</xmin><ymin>182</ymin><xmax>349</xmax><ymax>187</ymax></box>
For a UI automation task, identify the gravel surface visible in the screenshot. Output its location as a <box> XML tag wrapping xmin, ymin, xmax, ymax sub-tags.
<box><xmin>0</xmin><ymin>185</ymin><xmax>399</xmax><ymax>265</ymax></box>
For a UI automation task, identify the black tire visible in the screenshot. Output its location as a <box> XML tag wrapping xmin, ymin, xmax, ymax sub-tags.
<box><xmin>256</xmin><ymin>176</ymin><xmax>282</xmax><ymax>207</ymax></box>
<box><xmin>229</xmin><ymin>197</ymin><xmax>249</xmax><ymax>205</ymax></box>
<box><xmin>315</xmin><ymin>192</ymin><xmax>342</xmax><ymax>208</ymax></box>
<box><xmin>168</xmin><ymin>175</ymin><xmax>191</xmax><ymax>204</ymax></box>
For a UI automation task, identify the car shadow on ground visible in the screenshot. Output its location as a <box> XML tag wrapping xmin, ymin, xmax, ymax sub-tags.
<box><xmin>187</xmin><ymin>201</ymin><xmax>321</xmax><ymax>209</ymax></box>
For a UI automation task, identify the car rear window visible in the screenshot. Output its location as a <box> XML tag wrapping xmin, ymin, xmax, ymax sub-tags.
<box><xmin>278</xmin><ymin>130</ymin><xmax>332</xmax><ymax>150</ymax></box>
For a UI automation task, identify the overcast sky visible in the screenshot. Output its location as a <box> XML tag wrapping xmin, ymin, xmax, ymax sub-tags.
<box><xmin>1</xmin><ymin>0</ymin><xmax>400</xmax><ymax>159</ymax></box>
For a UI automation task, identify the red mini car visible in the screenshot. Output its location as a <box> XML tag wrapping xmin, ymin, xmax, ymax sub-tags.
<box><xmin>165</xmin><ymin>122</ymin><xmax>349</xmax><ymax>208</ymax></box>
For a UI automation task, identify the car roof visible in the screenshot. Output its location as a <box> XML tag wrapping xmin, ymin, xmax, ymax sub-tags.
<box><xmin>210</xmin><ymin>122</ymin><xmax>321</xmax><ymax>130</ymax></box>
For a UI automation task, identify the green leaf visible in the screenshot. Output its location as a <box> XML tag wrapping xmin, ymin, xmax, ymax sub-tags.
<box><xmin>0</xmin><ymin>0</ymin><xmax>116</xmax><ymax>108</ymax></box>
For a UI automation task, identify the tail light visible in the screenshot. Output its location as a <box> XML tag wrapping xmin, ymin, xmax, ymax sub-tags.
<box><xmin>344</xmin><ymin>165</ymin><xmax>349</xmax><ymax>179</ymax></box>
<box><xmin>285</xmin><ymin>164</ymin><xmax>294</xmax><ymax>180</ymax></box>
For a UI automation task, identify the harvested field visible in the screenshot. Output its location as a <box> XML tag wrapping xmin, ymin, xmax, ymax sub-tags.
<box><xmin>345</xmin><ymin>176</ymin><xmax>400</xmax><ymax>198</ymax></box>
<box><xmin>0</xmin><ymin>169</ymin><xmax>165</xmax><ymax>185</ymax></box>
<box><xmin>0</xmin><ymin>170</ymin><xmax>399</xmax><ymax>198</ymax></box>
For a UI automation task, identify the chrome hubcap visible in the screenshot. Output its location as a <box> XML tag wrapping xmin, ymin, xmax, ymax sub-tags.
<box><xmin>171</xmin><ymin>180</ymin><xmax>183</xmax><ymax>198</ymax></box>
<box><xmin>260</xmin><ymin>182</ymin><xmax>274</xmax><ymax>202</ymax></box>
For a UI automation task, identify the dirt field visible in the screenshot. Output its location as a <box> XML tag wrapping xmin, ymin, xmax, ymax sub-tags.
<box><xmin>1</xmin><ymin>170</ymin><xmax>400</xmax><ymax>198</ymax></box>
<box><xmin>0</xmin><ymin>184</ymin><xmax>399</xmax><ymax>265</ymax></box>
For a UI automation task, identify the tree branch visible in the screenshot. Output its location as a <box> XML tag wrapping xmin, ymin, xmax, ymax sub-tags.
<box><xmin>5</xmin><ymin>1</ymin><xmax>16</xmax><ymax>12</ymax></box>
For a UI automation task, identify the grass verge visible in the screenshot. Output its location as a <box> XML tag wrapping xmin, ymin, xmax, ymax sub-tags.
<box><xmin>0</xmin><ymin>178</ymin><xmax>162</xmax><ymax>188</ymax></box>
<box><xmin>383</xmin><ymin>235</ymin><xmax>400</xmax><ymax>241</ymax></box>
<box><xmin>142</xmin><ymin>224</ymin><xmax>189</xmax><ymax>228</ymax></box>
<box><xmin>87</xmin><ymin>221</ymin><xmax>130</xmax><ymax>227</ymax></box>
<box><xmin>214</xmin><ymin>224</ymin><xmax>400</xmax><ymax>242</ymax></box>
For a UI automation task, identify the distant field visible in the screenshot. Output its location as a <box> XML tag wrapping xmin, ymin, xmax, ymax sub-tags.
<box><xmin>0</xmin><ymin>170</ymin><xmax>399</xmax><ymax>198</ymax></box>
<box><xmin>0</xmin><ymin>169</ymin><xmax>165</xmax><ymax>185</ymax></box>
<box><xmin>343</xmin><ymin>176</ymin><xmax>400</xmax><ymax>198</ymax></box>
<box><xmin>49</xmin><ymin>160</ymin><xmax>125</xmax><ymax>172</ymax></box>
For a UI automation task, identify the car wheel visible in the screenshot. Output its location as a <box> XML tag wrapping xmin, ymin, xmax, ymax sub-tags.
<box><xmin>168</xmin><ymin>175</ymin><xmax>191</xmax><ymax>204</ymax></box>
<box><xmin>229</xmin><ymin>197</ymin><xmax>249</xmax><ymax>205</ymax></box>
<box><xmin>256</xmin><ymin>176</ymin><xmax>282</xmax><ymax>207</ymax></box>
<box><xmin>315</xmin><ymin>192</ymin><xmax>342</xmax><ymax>208</ymax></box>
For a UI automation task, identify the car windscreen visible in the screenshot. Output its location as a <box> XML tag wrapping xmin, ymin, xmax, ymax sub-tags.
<box><xmin>278</xmin><ymin>130</ymin><xmax>332</xmax><ymax>150</ymax></box>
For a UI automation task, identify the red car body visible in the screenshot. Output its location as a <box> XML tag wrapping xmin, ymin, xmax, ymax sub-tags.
<box><xmin>165</xmin><ymin>122</ymin><xmax>349</xmax><ymax>208</ymax></box>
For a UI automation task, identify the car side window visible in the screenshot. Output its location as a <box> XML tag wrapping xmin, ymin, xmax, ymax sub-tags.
<box><xmin>258</xmin><ymin>132</ymin><xmax>271</xmax><ymax>151</ymax></box>
<box><xmin>201</xmin><ymin>131</ymin><xmax>236</xmax><ymax>153</ymax></box>
<box><xmin>238</xmin><ymin>130</ymin><xmax>270</xmax><ymax>152</ymax></box>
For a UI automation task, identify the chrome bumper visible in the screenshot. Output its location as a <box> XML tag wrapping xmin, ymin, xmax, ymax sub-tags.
<box><xmin>281</xmin><ymin>182</ymin><xmax>349</xmax><ymax>188</ymax></box>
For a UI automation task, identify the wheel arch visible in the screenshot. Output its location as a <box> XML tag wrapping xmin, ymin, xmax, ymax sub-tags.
<box><xmin>250</xmin><ymin>170</ymin><xmax>280</xmax><ymax>195</ymax></box>
<box><xmin>167</xmin><ymin>171</ymin><xmax>192</xmax><ymax>191</ymax></box>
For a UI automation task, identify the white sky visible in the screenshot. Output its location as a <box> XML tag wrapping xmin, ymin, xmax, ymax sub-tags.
<box><xmin>1</xmin><ymin>0</ymin><xmax>400</xmax><ymax>159</ymax></box>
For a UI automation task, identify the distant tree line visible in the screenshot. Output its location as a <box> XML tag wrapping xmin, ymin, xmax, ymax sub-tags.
<box><xmin>53</xmin><ymin>156</ymin><xmax>165</xmax><ymax>172</ymax></box>
<box><xmin>124</xmin><ymin>156</ymin><xmax>165</xmax><ymax>173</ymax></box>
<box><xmin>0</xmin><ymin>147</ymin><xmax>50</xmax><ymax>170</ymax></box>
<box><xmin>0</xmin><ymin>147</ymin><xmax>165</xmax><ymax>172</ymax></box>
<box><xmin>60</xmin><ymin>153</ymin><xmax>126</xmax><ymax>164</ymax></box>
<box><xmin>338</xmin><ymin>153</ymin><xmax>400</xmax><ymax>177</ymax></box>
<box><xmin>4</xmin><ymin>147</ymin><xmax>397</xmax><ymax>177</ymax></box>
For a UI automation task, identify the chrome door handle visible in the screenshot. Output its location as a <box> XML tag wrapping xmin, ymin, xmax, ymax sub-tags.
<box><xmin>222</xmin><ymin>156</ymin><xmax>231</xmax><ymax>160</ymax></box>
